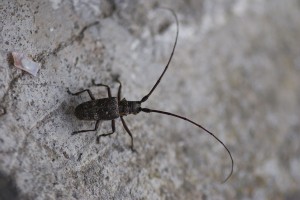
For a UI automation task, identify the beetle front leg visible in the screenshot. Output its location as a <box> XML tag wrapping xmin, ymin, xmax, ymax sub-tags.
<box><xmin>92</xmin><ymin>80</ymin><xmax>112</xmax><ymax>98</ymax></box>
<box><xmin>120</xmin><ymin>117</ymin><xmax>137</xmax><ymax>153</ymax></box>
<box><xmin>117</xmin><ymin>79</ymin><xmax>122</xmax><ymax>102</ymax></box>
<box><xmin>67</xmin><ymin>88</ymin><xmax>95</xmax><ymax>100</ymax></box>
<box><xmin>96</xmin><ymin>119</ymin><xmax>116</xmax><ymax>143</ymax></box>
<box><xmin>71</xmin><ymin>120</ymin><xmax>100</xmax><ymax>135</ymax></box>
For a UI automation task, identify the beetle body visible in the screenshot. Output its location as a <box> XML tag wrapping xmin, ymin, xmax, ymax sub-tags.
<box><xmin>75</xmin><ymin>98</ymin><xmax>119</xmax><ymax>120</ymax></box>
<box><xmin>75</xmin><ymin>97</ymin><xmax>142</xmax><ymax>120</ymax></box>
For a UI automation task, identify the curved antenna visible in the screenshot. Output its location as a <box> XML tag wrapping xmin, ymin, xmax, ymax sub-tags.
<box><xmin>140</xmin><ymin>8</ymin><xmax>179</xmax><ymax>103</ymax></box>
<box><xmin>141</xmin><ymin>108</ymin><xmax>233</xmax><ymax>183</ymax></box>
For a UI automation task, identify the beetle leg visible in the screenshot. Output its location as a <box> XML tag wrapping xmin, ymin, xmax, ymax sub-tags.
<box><xmin>71</xmin><ymin>120</ymin><xmax>100</xmax><ymax>135</ymax></box>
<box><xmin>92</xmin><ymin>80</ymin><xmax>112</xmax><ymax>97</ymax></box>
<box><xmin>120</xmin><ymin>117</ymin><xmax>137</xmax><ymax>152</ymax></box>
<box><xmin>67</xmin><ymin>88</ymin><xmax>95</xmax><ymax>100</ymax></box>
<box><xmin>96</xmin><ymin>119</ymin><xmax>115</xmax><ymax>143</ymax></box>
<box><xmin>117</xmin><ymin>79</ymin><xmax>122</xmax><ymax>103</ymax></box>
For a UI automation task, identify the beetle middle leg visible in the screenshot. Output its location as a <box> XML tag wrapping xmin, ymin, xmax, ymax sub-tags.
<box><xmin>116</xmin><ymin>80</ymin><xmax>136</xmax><ymax>152</ymax></box>
<box><xmin>96</xmin><ymin>119</ymin><xmax>115</xmax><ymax>144</ymax></box>
<box><xmin>90</xmin><ymin>81</ymin><xmax>115</xmax><ymax>143</ymax></box>
<box><xmin>71</xmin><ymin>120</ymin><xmax>100</xmax><ymax>135</ymax></box>
<box><xmin>67</xmin><ymin>88</ymin><xmax>95</xmax><ymax>100</ymax></box>
<box><xmin>121</xmin><ymin>117</ymin><xmax>136</xmax><ymax>152</ymax></box>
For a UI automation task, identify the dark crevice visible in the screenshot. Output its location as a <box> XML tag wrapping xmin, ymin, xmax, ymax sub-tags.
<box><xmin>0</xmin><ymin>171</ymin><xmax>20</xmax><ymax>200</ymax></box>
<box><xmin>0</xmin><ymin>72</ymin><xmax>23</xmax><ymax>116</ymax></box>
<box><xmin>1</xmin><ymin>21</ymin><xmax>100</xmax><ymax>114</ymax></box>
<box><xmin>35</xmin><ymin>21</ymin><xmax>100</xmax><ymax>65</ymax></box>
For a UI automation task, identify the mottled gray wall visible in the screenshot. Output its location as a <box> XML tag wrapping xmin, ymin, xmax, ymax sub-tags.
<box><xmin>1</xmin><ymin>0</ymin><xmax>300</xmax><ymax>199</ymax></box>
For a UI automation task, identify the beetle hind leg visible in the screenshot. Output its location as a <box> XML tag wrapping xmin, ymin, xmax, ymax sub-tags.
<box><xmin>96</xmin><ymin>119</ymin><xmax>116</xmax><ymax>144</ymax></box>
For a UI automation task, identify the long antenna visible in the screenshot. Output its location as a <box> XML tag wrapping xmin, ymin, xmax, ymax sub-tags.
<box><xmin>141</xmin><ymin>108</ymin><xmax>233</xmax><ymax>183</ymax></box>
<box><xmin>140</xmin><ymin>8</ymin><xmax>179</xmax><ymax>103</ymax></box>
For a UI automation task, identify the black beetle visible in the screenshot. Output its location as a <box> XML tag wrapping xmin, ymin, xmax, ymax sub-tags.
<box><xmin>67</xmin><ymin>9</ymin><xmax>233</xmax><ymax>182</ymax></box>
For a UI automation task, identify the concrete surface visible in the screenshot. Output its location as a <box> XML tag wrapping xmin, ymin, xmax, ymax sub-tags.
<box><xmin>1</xmin><ymin>0</ymin><xmax>300</xmax><ymax>199</ymax></box>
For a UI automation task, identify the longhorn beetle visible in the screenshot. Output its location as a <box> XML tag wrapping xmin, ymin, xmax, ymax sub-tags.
<box><xmin>67</xmin><ymin>9</ymin><xmax>233</xmax><ymax>182</ymax></box>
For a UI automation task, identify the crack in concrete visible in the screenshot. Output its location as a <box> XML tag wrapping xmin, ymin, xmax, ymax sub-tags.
<box><xmin>0</xmin><ymin>19</ymin><xmax>102</xmax><ymax>167</ymax></box>
<box><xmin>7</xmin><ymin>101</ymin><xmax>71</xmax><ymax>170</ymax></box>
<box><xmin>28</xmin><ymin>103</ymin><xmax>63</xmax><ymax>131</ymax></box>
<box><xmin>35</xmin><ymin>21</ymin><xmax>100</xmax><ymax>65</ymax></box>
<box><xmin>1</xmin><ymin>20</ymin><xmax>99</xmax><ymax>121</ymax></box>
<box><xmin>8</xmin><ymin>132</ymin><xmax>62</xmax><ymax>174</ymax></box>
<box><xmin>0</xmin><ymin>73</ymin><xmax>23</xmax><ymax>116</ymax></box>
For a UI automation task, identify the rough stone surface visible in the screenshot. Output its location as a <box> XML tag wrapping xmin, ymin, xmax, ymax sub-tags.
<box><xmin>1</xmin><ymin>0</ymin><xmax>300</xmax><ymax>199</ymax></box>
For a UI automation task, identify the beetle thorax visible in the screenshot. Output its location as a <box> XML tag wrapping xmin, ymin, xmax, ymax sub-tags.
<box><xmin>119</xmin><ymin>98</ymin><xmax>141</xmax><ymax>116</ymax></box>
